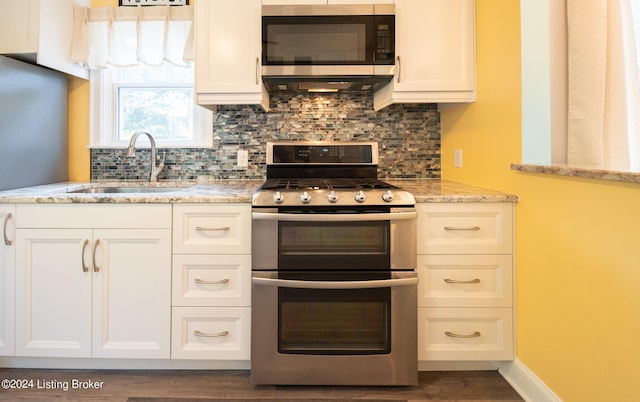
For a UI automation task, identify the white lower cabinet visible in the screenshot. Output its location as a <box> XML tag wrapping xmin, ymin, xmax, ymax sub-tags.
<box><xmin>417</xmin><ymin>203</ymin><xmax>514</xmax><ymax>362</ymax></box>
<box><xmin>0</xmin><ymin>204</ymin><xmax>16</xmax><ymax>356</ymax></box>
<box><xmin>171</xmin><ymin>204</ymin><xmax>252</xmax><ymax>361</ymax></box>
<box><xmin>171</xmin><ymin>307</ymin><xmax>251</xmax><ymax>360</ymax></box>
<box><xmin>418</xmin><ymin>307</ymin><xmax>513</xmax><ymax>361</ymax></box>
<box><xmin>14</xmin><ymin>204</ymin><xmax>172</xmax><ymax>359</ymax></box>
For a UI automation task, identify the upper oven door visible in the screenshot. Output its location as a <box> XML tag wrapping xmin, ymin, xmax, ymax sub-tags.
<box><xmin>252</xmin><ymin>208</ymin><xmax>416</xmax><ymax>271</ymax></box>
<box><xmin>262</xmin><ymin>8</ymin><xmax>394</xmax><ymax>68</ymax></box>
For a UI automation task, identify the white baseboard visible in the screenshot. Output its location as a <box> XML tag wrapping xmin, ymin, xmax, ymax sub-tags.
<box><xmin>499</xmin><ymin>358</ymin><xmax>562</xmax><ymax>402</ymax></box>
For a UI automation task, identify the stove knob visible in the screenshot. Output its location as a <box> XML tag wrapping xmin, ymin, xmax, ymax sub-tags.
<box><xmin>327</xmin><ymin>191</ymin><xmax>339</xmax><ymax>203</ymax></box>
<box><xmin>273</xmin><ymin>191</ymin><xmax>285</xmax><ymax>204</ymax></box>
<box><xmin>354</xmin><ymin>190</ymin><xmax>366</xmax><ymax>203</ymax></box>
<box><xmin>382</xmin><ymin>190</ymin><xmax>395</xmax><ymax>202</ymax></box>
<box><xmin>300</xmin><ymin>191</ymin><xmax>312</xmax><ymax>204</ymax></box>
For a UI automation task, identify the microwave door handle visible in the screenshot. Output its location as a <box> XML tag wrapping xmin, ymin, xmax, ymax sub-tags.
<box><xmin>251</xmin><ymin>211</ymin><xmax>417</xmax><ymax>222</ymax></box>
<box><xmin>252</xmin><ymin>276</ymin><xmax>418</xmax><ymax>290</ymax></box>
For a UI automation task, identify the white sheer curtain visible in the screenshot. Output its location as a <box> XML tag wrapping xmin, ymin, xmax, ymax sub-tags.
<box><xmin>567</xmin><ymin>0</ymin><xmax>640</xmax><ymax>171</ymax></box>
<box><xmin>71</xmin><ymin>5</ymin><xmax>194</xmax><ymax>69</ymax></box>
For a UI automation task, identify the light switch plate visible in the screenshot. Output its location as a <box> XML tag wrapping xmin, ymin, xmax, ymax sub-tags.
<box><xmin>454</xmin><ymin>149</ymin><xmax>463</xmax><ymax>168</ymax></box>
<box><xmin>237</xmin><ymin>150</ymin><xmax>249</xmax><ymax>169</ymax></box>
<box><xmin>120</xmin><ymin>0</ymin><xmax>188</xmax><ymax>6</ymax></box>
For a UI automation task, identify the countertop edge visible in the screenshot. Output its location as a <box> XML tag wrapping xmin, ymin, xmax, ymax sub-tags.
<box><xmin>511</xmin><ymin>163</ymin><xmax>640</xmax><ymax>184</ymax></box>
<box><xmin>0</xmin><ymin>179</ymin><xmax>519</xmax><ymax>204</ymax></box>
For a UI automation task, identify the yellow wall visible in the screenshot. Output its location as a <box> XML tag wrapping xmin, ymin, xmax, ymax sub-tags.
<box><xmin>67</xmin><ymin>0</ymin><xmax>119</xmax><ymax>180</ymax></box>
<box><xmin>442</xmin><ymin>1</ymin><xmax>640</xmax><ymax>401</ymax></box>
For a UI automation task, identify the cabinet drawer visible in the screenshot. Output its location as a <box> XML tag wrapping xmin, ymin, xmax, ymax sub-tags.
<box><xmin>417</xmin><ymin>203</ymin><xmax>513</xmax><ymax>254</ymax></box>
<box><xmin>173</xmin><ymin>204</ymin><xmax>251</xmax><ymax>254</ymax></box>
<box><xmin>418</xmin><ymin>307</ymin><xmax>513</xmax><ymax>361</ymax></box>
<box><xmin>418</xmin><ymin>255</ymin><xmax>512</xmax><ymax>308</ymax></box>
<box><xmin>16</xmin><ymin>204</ymin><xmax>172</xmax><ymax>229</ymax></box>
<box><xmin>171</xmin><ymin>307</ymin><xmax>250</xmax><ymax>360</ymax></box>
<box><xmin>172</xmin><ymin>255</ymin><xmax>251</xmax><ymax>307</ymax></box>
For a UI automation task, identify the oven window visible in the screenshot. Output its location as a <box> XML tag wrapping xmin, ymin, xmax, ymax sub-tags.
<box><xmin>278</xmin><ymin>221</ymin><xmax>390</xmax><ymax>269</ymax></box>
<box><xmin>278</xmin><ymin>287</ymin><xmax>391</xmax><ymax>355</ymax></box>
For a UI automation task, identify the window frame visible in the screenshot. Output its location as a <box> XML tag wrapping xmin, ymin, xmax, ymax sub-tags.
<box><xmin>89</xmin><ymin>66</ymin><xmax>213</xmax><ymax>149</ymax></box>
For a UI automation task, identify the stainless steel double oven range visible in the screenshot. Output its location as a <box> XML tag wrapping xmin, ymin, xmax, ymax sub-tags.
<box><xmin>251</xmin><ymin>141</ymin><xmax>418</xmax><ymax>386</ymax></box>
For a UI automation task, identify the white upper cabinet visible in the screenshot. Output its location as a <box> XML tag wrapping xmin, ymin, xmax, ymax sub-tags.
<box><xmin>374</xmin><ymin>0</ymin><xmax>476</xmax><ymax>110</ymax></box>
<box><xmin>0</xmin><ymin>0</ymin><xmax>89</xmax><ymax>79</ymax></box>
<box><xmin>195</xmin><ymin>0</ymin><xmax>269</xmax><ymax>111</ymax></box>
<box><xmin>262</xmin><ymin>1</ymin><xmax>393</xmax><ymax>4</ymax></box>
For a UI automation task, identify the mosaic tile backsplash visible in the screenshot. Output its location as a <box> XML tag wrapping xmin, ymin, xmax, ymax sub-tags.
<box><xmin>91</xmin><ymin>93</ymin><xmax>441</xmax><ymax>181</ymax></box>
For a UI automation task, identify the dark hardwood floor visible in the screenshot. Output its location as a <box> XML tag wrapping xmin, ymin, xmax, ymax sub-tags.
<box><xmin>0</xmin><ymin>369</ymin><xmax>523</xmax><ymax>402</ymax></box>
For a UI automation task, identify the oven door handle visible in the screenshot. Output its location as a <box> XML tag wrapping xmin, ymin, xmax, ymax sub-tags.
<box><xmin>251</xmin><ymin>211</ymin><xmax>417</xmax><ymax>222</ymax></box>
<box><xmin>252</xmin><ymin>276</ymin><xmax>418</xmax><ymax>289</ymax></box>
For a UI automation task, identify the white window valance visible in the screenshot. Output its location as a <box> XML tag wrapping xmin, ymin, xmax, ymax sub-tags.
<box><xmin>71</xmin><ymin>5</ymin><xmax>194</xmax><ymax>69</ymax></box>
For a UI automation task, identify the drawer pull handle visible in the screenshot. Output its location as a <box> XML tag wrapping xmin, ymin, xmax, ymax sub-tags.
<box><xmin>81</xmin><ymin>239</ymin><xmax>90</xmax><ymax>272</ymax></box>
<box><xmin>444</xmin><ymin>278</ymin><xmax>481</xmax><ymax>284</ymax></box>
<box><xmin>195</xmin><ymin>278</ymin><xmax>230</xmax><ymax>285</ymax></box>
<box><xmin>194</xmin><ymin>330</ymin><xmax>229</xmax><ymax>338</ymax></box>
<box><xmin>2</xmin><ymin>212</ymin><xmax>12</xmax><ymax>246</ymax></box>
<box><xmin>444</xmin><ymin>226</ymin><xmax>481</xmax><ymax>231</ymax></box>
<box><xmin>445</xmin><ymin>331</ymin><xmax>481</xmax><ymax>339</ymax></box>
<box><xmin>196</xmin><ymin>226</ymin><xmax>230</xmax><ymax>231</ymax></box>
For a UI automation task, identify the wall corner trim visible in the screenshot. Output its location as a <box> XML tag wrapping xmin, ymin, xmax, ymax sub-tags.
<box><xmin>499</xmin><ymin>358</ymin><xmax>562</xmax><ymax>402</ymax></box>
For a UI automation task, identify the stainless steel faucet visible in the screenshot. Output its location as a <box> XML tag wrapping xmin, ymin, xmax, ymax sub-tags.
<box><xmin>126</xmin><ymin>131</ymin><xmax>166</xmax><ymax>182</ymax></box>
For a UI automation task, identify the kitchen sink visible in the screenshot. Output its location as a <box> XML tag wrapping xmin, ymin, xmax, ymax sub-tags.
<box><xmin>67</xmin><ymin>186</ymin><xmax>190</xmax><ymax>194</ymax></box>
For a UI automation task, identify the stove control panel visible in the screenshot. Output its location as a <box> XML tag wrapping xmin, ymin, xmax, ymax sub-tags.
<box><xmin>253</xmin><ymin>188</ymin><xmax>416</xmax><ymax>207</ymax></box>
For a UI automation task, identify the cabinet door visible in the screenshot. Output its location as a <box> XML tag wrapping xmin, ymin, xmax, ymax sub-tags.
<box><xmin>394</xmin><ymin>0</ymin><xmax>474</xmax><ymax>91</ymax></box>
<box><xmin>15</xmin><ymin>229</ymin><xmax>93</xmax><ymax>358</ymax></box>
<box><xmin>92</xmin><ymin>229</ymin><xmax>172</xmax><ymax>359</ymax></box>
<box><xmin>0</xmin><ymin>0</ymin><xmax>38</xmax><ymax>54</ymax></box>
<box><xmin>374</xmin><ymin>0</ymin><xmax>475</xmax><ymax>109</ymax></box>
<box><xmin>0</xmin><ymin>0</ymin><xmax>90</xmax><ymax>79</ymax></box>
<box><xmin>195</xmin><ymin>0</ymin><xmax>268</xmax><ymax>109</ymax></box>
<box><xmin>0</xmin><ymin>205</ymin><xmax>15</xmax><ymax>356</ymax></box>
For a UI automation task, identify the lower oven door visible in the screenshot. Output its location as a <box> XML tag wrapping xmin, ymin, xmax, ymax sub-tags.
<box><xmin>251</xmin><ymin>271</ymin><xmax>418</xmax><ymax>385</ymax></box>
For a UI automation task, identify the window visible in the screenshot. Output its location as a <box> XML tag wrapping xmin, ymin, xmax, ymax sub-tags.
<box><xmin>90</xmin><ymin>62</ymin><xmax>212</xmax><ymax>148</ymax></box>
<box><xmin>521</xmin><ymin>0</ymin><xmax>640</xmax><ymax>173</ymax></box>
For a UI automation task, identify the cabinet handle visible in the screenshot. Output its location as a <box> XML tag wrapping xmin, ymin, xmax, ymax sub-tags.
<box><xmin>194</xmin><ymin>330</ymin><xmax>229</xmax><ymax>338</ymax></box>
<box><xmin>195</xmin><ymin>278</ymin><xmax>230</xmax><ymax>285</ymax></box>
<box><xmin>444</xmin><ymin>226</ymin><xmax>481</xmax><ymax>231</ymax></box>
<box><xmin>81</xmin><ymin>239</ymin><xmax>90</xmax><ymax>272</ymax></box>
<box><xmin>396</xmin><ymin>55</ymin><xmax>401</xmax><ymax>83</ymax></box>
<box><xmin>445</xmin><ymin>331</ymin><xmax>481</xmax><ymax>339</ymax></box>
<box><xmin>255</xmin><ymin>57</ymin><xmax>260</xmax><ymax>85</ymax></box>
<box><xmin>444</xmin><ymin>278</ymin><xmax>481</xmax><ymax>284</ymax></box>
<box><xmin>2</xmin><ymin>212</ymin><xmax>12</xmax><ymax>246</ymax></box>
<box><xmin>92</xmin><ymin>239</ymin><xmax>100</xmax><ymax>272</ymax></box>
<box><xmin>196</xmin><ymin>226</ymin><xmax>230</xmax><ymax>232</ymax></box>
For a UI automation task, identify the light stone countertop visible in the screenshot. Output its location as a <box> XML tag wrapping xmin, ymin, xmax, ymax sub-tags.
<box><xmin>0</xmin><ymin>179</ymin><xmax>517</xmax><ymax>204</ymax></box>
<box><xmin>511</xmin><ymin>163</ymin><xmax>640</xmax><ymax>183</ymax></box>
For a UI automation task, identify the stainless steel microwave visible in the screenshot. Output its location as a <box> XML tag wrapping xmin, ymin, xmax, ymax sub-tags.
<box><xmin>262</xmin><ymin>4</ymin><xmax>395</xmax><ymax>77</ymax></box>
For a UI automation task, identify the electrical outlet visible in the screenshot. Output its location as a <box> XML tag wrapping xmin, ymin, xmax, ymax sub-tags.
<box><xmin>454</xmin><ymin>149</ymin><xmax>463</xmax><ymax>168</ymax></box>
<box><xmin>237</xmin><ymin>149</ymin><xmax>249</xmax><ymax>168</ymax></box>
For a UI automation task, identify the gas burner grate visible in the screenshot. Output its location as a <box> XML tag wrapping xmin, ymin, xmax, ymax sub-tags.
<box><xmin>260</xmin><ymin>178</ymin><xmax>396</xmax><ymax>191</ymax></box>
